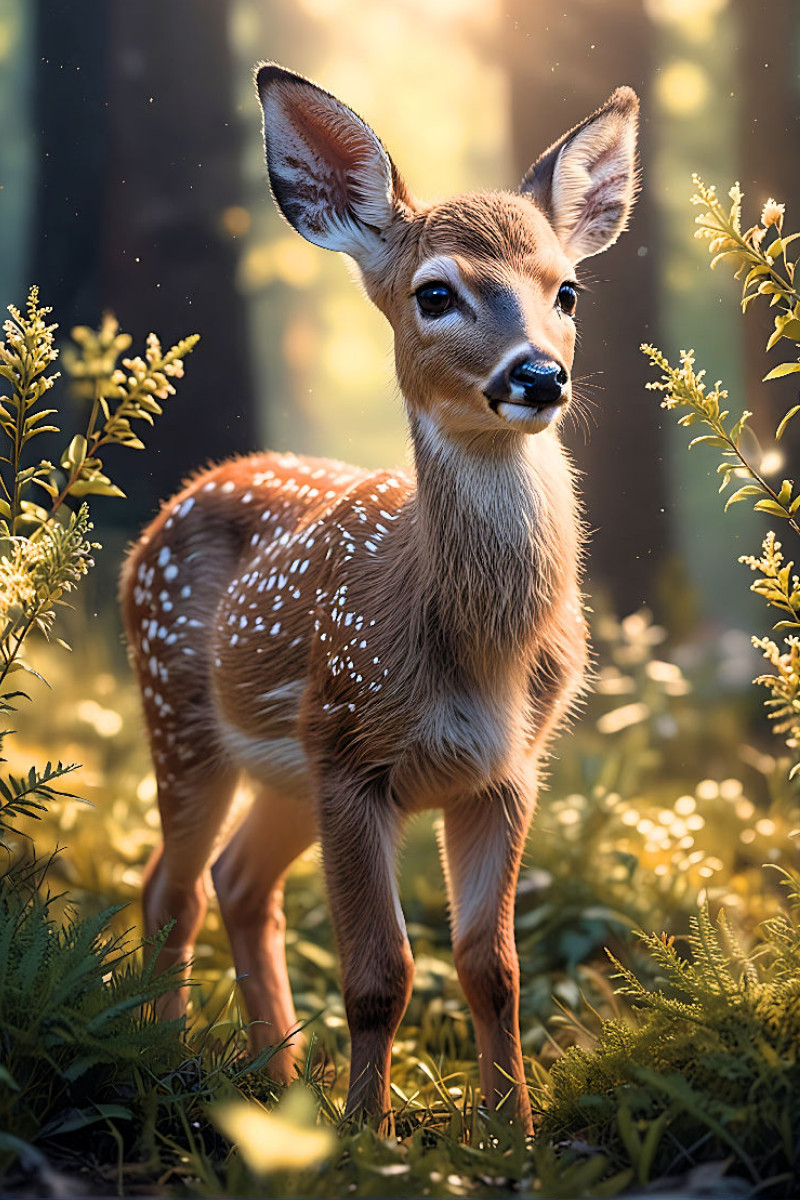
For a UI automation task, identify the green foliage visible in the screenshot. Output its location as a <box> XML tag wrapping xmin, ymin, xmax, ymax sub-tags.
<box><xmin>643</xmin><ymin>180</ymin><xmax>800</xmax><ymax>773</ymax></box>
<box><xmin>0</xmin><ymin>761</ymin><xmax>80</xmax><ymax>843</ymax></box>
<box><xmin>0</xmin><ymin>287</ymin><xmax>197</xmax><ymax>850</ymax></box>
<box><xmin>538</xmin><ymin>871</ymin><xmax>800</xmax><ymax>1193</ymax></box>
<box><xmin>58</xmin><ymin>313</ymin><xmax>199</xmax><ymax>504</ymax></box>
<box><xmin>0</xmin><ymin>291</ymin><xmax>199</xmax><ymax>525</ymax></box>
<box><xmin>0</xmin><ymin>288</ymin><xmax>61</xmax><ymax>533</ymax></box>
<box><xmin>0</xmin><ymin>289</ymin><xmax>205</xmax><ymax>1193</ymax></box>
<box><xmin>0</xmin><ymin>863</ymin><xmax>184</xmax><ymax>1153</ymax></box>
<box><xmin>0</xmin><ymin>853</ymin><xmax>298</xmax><ymax>1195</ymax></box>
<box><xmin>740</xmin><ymin>533</ymin><xmax>800</xmax><ymax>770</ymax></box>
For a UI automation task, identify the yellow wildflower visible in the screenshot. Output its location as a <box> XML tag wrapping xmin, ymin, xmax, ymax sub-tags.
<box><xmin>761</xmin><ymin>198</ymin><xmax>785</xmax><ymax>230</ymax></box>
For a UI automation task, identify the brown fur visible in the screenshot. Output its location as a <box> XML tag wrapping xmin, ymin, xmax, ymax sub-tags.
<box><xmin>121</xmin><ymin>64</ymin><xmax>638</xmax><ymax>1134</ymax></box>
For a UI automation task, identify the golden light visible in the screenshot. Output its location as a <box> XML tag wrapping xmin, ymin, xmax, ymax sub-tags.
<box><xmin>644</xmin><ymin>0</ymin><xmax>730</xmax><ymax>43</ymax></box>
<box><xmin>596</xmin><ymin>701</ymin><xmax>650</xmax><ymax>734</ymax></box>
<box><xmin>655</xmin><ymin>60</ymin><xmax>710</xmax><ymax>117</ymax></box>
<box><xmin>239</xmin><ymin>237</ymin><xmax>320</xmax><ymax>292</ymax></box>
<box><xmin>76</xmin><ymin>699</ymin><xmax>123</xmax><ymax>739</ymax></box>
<box><xmin>221</xmin><ymin>205</ymin><xmax>252</xmax><ymax>238</ymax></box>
<box><xmin>0</xmin><ymin>18</ymin><xmax>13</xmax><ymax>62</ymax></box>
<box><xmin>136</xmin><ymin>773</ymin><xmax>158</xmax><ymax>804</ymax></box>
<box><xmin>760</xmin><ymin>449</ymin><xmax>784</xmax><ymax>476</ymax></box>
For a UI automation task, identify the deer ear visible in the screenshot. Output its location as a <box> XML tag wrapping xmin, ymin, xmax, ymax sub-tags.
<box><xmin>256</xmin><ymin>63</ymin><xmax>413</xmax><ymax>269</ymax></box>
<box><xmin>520</xmin><ymin>87</ymin><xmax>639</xmax><ymax>264</ymax></box>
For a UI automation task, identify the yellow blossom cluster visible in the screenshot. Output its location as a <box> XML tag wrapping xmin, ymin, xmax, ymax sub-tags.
<box><xmin>0</xmin><ymin>537</ymin><xmax>47</xmax><ymax>626</ymax></box>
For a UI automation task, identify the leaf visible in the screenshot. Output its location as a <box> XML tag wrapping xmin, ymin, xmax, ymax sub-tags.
<box><xmin>69</xmin><ymin>476</ymin><xmax>125</xmax><ymax>498</ymax></box>
<box><xmin>763</xmin><ymin>362</ymin><xmax>800</xmax><ymax>381</ymax></box>
<box><xmin>0</xmin><ymin>1132</ymin><xmax>48</xmax><ymax>1170</ymax></box>
<box><xmin>37</xmin><ymin>1104</ymin><xmax>133</xmax><ymax>1138</ymax></box>
<box><xmin>754</xmin><ymin>498</ymin><xmax>792</xmax><ymax>517</ymax></box>
<box><xmin>767</xmin><ymin>317</ymin><xmax>800</xmax><ymax>350</ymax></box>
<box><xmin>61</xmin><ymin>434</ymin><xmax>87</xmax><ymax>471</ymax></box>
<box><xmin>724</xmin><ymin>485</ymin><xmax>763</xmax><ymax>511</ymax></box>
<box><xmin>777</xmin><ymin>479</ymin><xmax>794</xmax><ymax>507</ymax></box>
<box><xmin>688</xmin><ymin>435</ymin><xmax>731</xmax><ymax>450</ymax></box>
<box><xmin>776</xmin><ymin>405</ymin><xmax>800</xmax><ymax>440</ymax></box>
<box><xmin>212</xmin><ymin>1091</ymin><xmax>334</xmax><ymax>1174</ymax></box>
<box><xmin>0</xmin><ymin>1063</ymin><xmax>19</xmax><ymax>1091</ymax></box>
<box><xmin>743</xmin><ymin>264</ymin><xmax>771</xmax><ymax>287</ymax></box>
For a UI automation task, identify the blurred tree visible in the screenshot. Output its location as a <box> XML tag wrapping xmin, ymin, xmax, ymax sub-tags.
<box><xmin>736</xmin><ymin>0</ymin><xmax>800</xmax><ymax>463</ymax></box>
<box><xmin>500</xmin><ymin>0</ymin><xmax>665</xmax><ymax>615</ymax></box>
<box><xmin>103</xmin><ymin>0</ymin><xmax>256</xmax><ymax>522</ymax></box>
<box><xmin>32</xmin><ymin>0</ymin><xmax>256</xmax><ymax>528</ymax></box>
<box><xmin>32</xmin><ymin>1</ymin><xmax>110</xmax><ymax>329</ymax></box>
<box><xmin>645</xmin><ymin>1</ymin><xmax>760</xmax><ymax>633</ymax></box>
<box><xmin>0</xmin><ymin>0</ymin><xmax>34</xmax><ymax>309</ymax></box>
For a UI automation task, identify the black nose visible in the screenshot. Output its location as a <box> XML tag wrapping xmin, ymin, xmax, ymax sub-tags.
<box><xmin>484</xmin><ymin>354</ymin><xmax>568</xmax><ymax>411</ymax></box>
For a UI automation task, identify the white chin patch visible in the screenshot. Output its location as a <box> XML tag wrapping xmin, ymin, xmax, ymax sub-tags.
<box><xmin>496</xmin><ymin>401</ymin><xmax>562</xmax><ymax>432</ymax></box>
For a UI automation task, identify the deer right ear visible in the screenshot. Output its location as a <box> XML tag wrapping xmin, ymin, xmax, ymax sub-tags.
<box><xmin>520</xmin><ymin>87</ymin><xmax>639</xmax><ymax>264</ymax></box>
<box><xmin>256</xmin><ymin>63</ymin><xmax>413</xmax><ymax>270</ymax></box>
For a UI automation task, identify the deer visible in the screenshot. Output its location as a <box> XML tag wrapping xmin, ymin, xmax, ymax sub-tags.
<box><xmin>121</xmin><ymin>63</ymin><xmax>639</xmax><ymax>1135</ymax></box>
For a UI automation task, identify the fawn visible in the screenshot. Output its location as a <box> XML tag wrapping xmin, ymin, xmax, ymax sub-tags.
<box><xmin>121</xmin><ymin>63</ymin><xmax>638</xmax><ymax>1134</ymax></box>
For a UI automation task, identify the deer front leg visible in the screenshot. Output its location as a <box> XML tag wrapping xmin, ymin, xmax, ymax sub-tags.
<box><xmin>319</xmin><ymin>778</ymin><xmax>413</xmax><ymax>1134</ymax></box>
<box><xmin>440</xmin><ymin>781</ymin><xmax>534</xmax><ymax>1133</ymax></box>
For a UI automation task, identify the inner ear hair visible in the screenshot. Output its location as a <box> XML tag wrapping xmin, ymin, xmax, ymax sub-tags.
<box><xmin>256</xmin><ymin>62</ymin><xmax>413</xmax><ymax>265</ymax></box>
<box><xmin>520</xmin><ymin>87</ymin><xmax>639</xmax><ymax>262</ymax></box>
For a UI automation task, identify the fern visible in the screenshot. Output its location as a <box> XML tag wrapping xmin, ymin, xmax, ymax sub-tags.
<box><xmin>539</xmin><ymin>873</ymin><xmax>800</xmax><ymax>1192</ymax></box>
<box><xmin>0</xmin><ymin>862</ymin><xmax>186</xmax><ymax>1163</ymax></box>
<box><xmin>0</xmin><ymin>762</ymin><xmax>82</xmax><ymax>845</ymax></box>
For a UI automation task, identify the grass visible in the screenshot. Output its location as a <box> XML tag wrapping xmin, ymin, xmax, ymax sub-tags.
<box><xmin>2</xmin><ymin>598</ymin><xmax>800</xmax><ymax>1196</ymax></box>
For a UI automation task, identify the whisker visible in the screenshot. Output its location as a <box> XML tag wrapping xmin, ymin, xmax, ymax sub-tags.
<box><xmin>572</xmin><ymin>370</ymin><xmax>605</xmax><ymax>393</ymax></box>
<box><xmin>565</xmin><ymin>385</ymin><xmax>599</xmax><ymax>441</ymax></box>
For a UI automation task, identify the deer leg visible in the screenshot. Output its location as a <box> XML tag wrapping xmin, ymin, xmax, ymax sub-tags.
<box><xmin>439</xmin><ymin>782</ymin><xmax>534</xmax><ymax>1133</ymax></box>
<box><xmin>211</xmin><ymin>785</ymin><xmax>317</xmax><ymax>1084</ymax></box>
<box><xmin>319</xmin><ymin>779</ymin><xmax>413</xmax><ymax>1134</ymax></box>
<box><xmin>143</xmin><ymin>764</ymin><xmax>239</xmax><ymax>1021</ymax></box>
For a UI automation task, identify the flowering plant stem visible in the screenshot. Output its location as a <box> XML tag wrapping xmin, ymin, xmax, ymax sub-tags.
<box><xmin>643</xmin><ymin>180</ymin><xmax>800</xmax><ymax>771</ymax></box>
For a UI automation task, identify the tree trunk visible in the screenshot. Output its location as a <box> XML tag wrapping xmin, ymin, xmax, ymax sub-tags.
<box><xmin>500</xmin><ymin>0</ymin><xmax>664</xmax><ymax>615</ymax></box>
<box><xmin>102</xmin><ymin>0</ymin><xmax>256</xmax><ymax>523</ymax></box>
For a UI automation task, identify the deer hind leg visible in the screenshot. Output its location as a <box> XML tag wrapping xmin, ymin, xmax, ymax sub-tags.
<box><xmin>143</xmin><ymin>760</ymin><xmax>239</xmax><ymax>1021</ymax></box>
<box><xmin>439</xmin><ymin>781</ymin><xmax>534</xmax><ymax>1133</ymax></box>
<box><xmin>318</xmin><ymin>775</ymin><xmax>413</xmax><ymax>1134</ymax></box>
<box><xmin>210</xmin><ymin>784</ymin><xmax>317</xmax><ymax>1084</ymax></box>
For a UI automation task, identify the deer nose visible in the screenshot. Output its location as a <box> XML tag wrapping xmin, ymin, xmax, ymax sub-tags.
<box><xmin>484</xmin><ymin>353</ymin><xmax>568</xmax><ymax>411</ymax></box>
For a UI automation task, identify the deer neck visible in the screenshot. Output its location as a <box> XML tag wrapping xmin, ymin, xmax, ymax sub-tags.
<box><xmin>408</xmin><ymin>411</ymin><xmax>576</xmax><ymax>661</ymax></box>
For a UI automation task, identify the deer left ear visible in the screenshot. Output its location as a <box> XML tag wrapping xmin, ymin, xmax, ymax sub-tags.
<box><xmin>256</xmin><ymin>62</ymin><xmax>414</xmax><ymax>271</ymax></box>
<box><xmin>520</xmin><ymin>87</ymin><xmax>639</xmax><ymax>264</ymax></box>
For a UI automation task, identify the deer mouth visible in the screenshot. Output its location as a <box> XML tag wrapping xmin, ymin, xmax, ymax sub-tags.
<box><xmin>491</xmin><ymin>397</ymin><xmax>566</xmax><ymax>430</ymax></box>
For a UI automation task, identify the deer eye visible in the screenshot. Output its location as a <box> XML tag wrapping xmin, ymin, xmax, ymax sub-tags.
<box><xmin>557</xmin><ymin>282</ymin><xmax>578</xmax><ymax>316</ymax></box>
<box><xmin>416</xmin><ymin>282</ymin><xmax>455</xmax><ymax>317</ymax></box>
